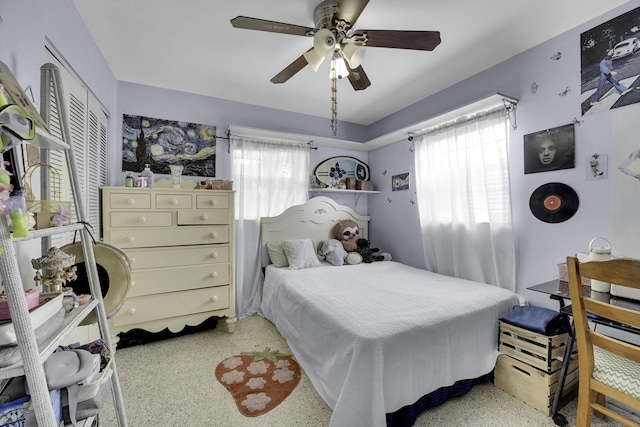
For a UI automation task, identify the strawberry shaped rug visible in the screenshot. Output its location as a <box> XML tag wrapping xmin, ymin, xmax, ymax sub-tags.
<box><xmin>215</xmin><ymin>347</ymin><xmax>302</xmax><ymax>416</ymax></box>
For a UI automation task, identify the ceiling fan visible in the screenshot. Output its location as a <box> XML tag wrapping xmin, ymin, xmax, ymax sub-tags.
<box><xmin>230</xmin><ymin>0</ymin><xmax>442</xmax><ymax>91</ymax></box>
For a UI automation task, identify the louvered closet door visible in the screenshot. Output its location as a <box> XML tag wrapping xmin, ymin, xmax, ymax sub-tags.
<box><xmin>43</xmin><ymin>47</ymin><xmax>109</xmax><ymax>246</ymax></box>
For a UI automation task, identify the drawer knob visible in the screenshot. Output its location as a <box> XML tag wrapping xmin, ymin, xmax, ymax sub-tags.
<box><xmin>210</xmin><ymin>200</ymin><xmax>217</xmax><ymax>206</ymax></box>
<box><xmin>170</xmin><ymin>199</ymin><xmax>178</xmax><ymax>205</ymax></box>
<box><xmin>211</xmin><ymin>272</ymin><xmax>218</xmax><ymax>278</ymax></box>
<box><xmin>211</xmin><ymin>296</ymin><xmax>218</xmax><ymax>302</ymax></box>
<box><xmin>126</xmin><ymin>236</ymin><xmax>135</xmax><ymax>243</ymax></box>
<box><xmin>210</xmin><ymin>232</ymin><xmax>218</xmax><ymax>238</ymax></box>
<box><xmin>126</xmin><ymin>198</ymin><xmax>135</xmax><ymax>205</ymax></box>
<box><xmin>138</xmin><ymin>216</ymin><xmax>147</xmax><ymax>223</ymax></box>
<box><xmin>211</xmin><ymin>252</ymin><xmax>218</xmax><ymax>259</ymax></box>
<box><xmin>130</xmin><ymin>257</ymin><xmax>136</xmax><ymax>264</ymax></box>
<box><xmin>128</xmin><ymin>308</ymin><xmax>136</xmax><ymax>315</ymax></box>
<box><xmin>130</xmin><ymin>280</ymin><xmax>135</xmax><ymax>287</ymax></box>
<box><xmin>201</xmin><ymin>214</ymin><xmax>208</xmax><ymax>221</ymax></box>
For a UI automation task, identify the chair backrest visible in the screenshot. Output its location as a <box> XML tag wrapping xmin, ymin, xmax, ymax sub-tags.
<box><xmin>567</xmin><ymin>256</ymin><xmax>640</xmax><ymax>364</ymax></box>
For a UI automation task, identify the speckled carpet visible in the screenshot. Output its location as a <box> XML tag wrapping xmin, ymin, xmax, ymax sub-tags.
<box><xmin>98</xmin><ymin>315</ymin><xmax>631</xmax><ymax>426</ymax></box>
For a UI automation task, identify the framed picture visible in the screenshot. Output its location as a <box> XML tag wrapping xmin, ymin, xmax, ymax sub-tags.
<box><xmin>587</xmin><ymin>154</ymin><xmax>608</xmax><ymax>180</ymax></box>
<box><xmin>580</xmin><ymin>6</ymin><xmax>640</xmax><ymax>116</ymax></box>
<box><xmin>392</xmin><ymin>173</ymin><xmax>410</xmax><ymax>191</ymax></box>
<box><xmin>523</xmin><ymin>124</ymin><xmax>575</xmax><ymax>174</ymax></box>
<box><xmin>122</xmin><ymin>113</ymin><xmax>216</xmax><ymax>177</ymax></box>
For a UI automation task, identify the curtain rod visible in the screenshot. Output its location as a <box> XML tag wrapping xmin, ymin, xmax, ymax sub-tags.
<box><xmin>222</xmin><ymin>129</ymin><xmax>318</xmax><ymax>153</ymax></box>
<box><xmin>407</xmin><ymin>98</ymin><xmax>518</xmax><ymax>140</ymax></box>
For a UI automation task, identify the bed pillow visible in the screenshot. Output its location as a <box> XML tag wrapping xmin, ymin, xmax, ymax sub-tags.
<box><xmin>282</xmin><ymin>238</ymin><xmax>322</xmax><ymax>270</ymax></box>
<box><xmin>266</xmin><ymin>242</ymin><xmax>289</xmax><ymax>268</ymax></box>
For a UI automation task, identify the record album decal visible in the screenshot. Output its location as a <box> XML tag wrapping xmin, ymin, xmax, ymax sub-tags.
<box><xmin>529</xmin><ymin>183</ymin><xmax>579</xmax><ymax>223</ymax></box>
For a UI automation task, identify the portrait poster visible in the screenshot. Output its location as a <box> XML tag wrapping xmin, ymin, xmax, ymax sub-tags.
<box><xmin>122</xmin><ymin>113</ymin><xmax>216</xmax><ymax>177</ymax></box>
<box><xmin>523</xmin><ymin>124</ymin><xmax>575</xmax><ymax>174</ymax></box>
<box><xmin>580</xmin><ymin>6</ymin><xmax>640</xmax><ymax>116</ymax></box>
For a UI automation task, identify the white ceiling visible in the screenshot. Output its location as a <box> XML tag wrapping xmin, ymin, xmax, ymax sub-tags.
<box><xmin>73</xmin><ymin>0</ymin><xmax>628</xmax><ymax>126</ymax></box>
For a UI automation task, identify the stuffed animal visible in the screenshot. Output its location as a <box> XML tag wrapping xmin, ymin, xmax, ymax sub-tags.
<box><xmin>318</xmin><ymin>239</ymin><xmax>348</xmax><ymax>266</ymax></box>
<box><xmin>333</xmin><ymin>219</ymin><xmax>360</xmax><ymax>252</ymax></box>
<box><xmin>333</xmin><ymin>220</ymin><xmax>363</xmax><ymax>265</ymax></box>
<box><xmin>357</xmin><ymin>238</ymin><xmax>385</xmax><ymax>263</ymax></box>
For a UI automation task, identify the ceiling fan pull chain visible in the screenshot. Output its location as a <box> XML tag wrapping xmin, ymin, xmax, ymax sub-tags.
<box><xmin>331</xmin><ymin>64</ymin><xmax>338</xmax><ymax>136</ymax></box>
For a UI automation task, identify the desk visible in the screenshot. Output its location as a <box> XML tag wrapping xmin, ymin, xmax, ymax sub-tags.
<box><xmin>528</xmin><ymin>280</ymin><xmax>640</xmax><ymax>426</ymax></box>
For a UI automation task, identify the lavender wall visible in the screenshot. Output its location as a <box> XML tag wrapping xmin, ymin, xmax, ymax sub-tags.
<box><xmin>368</xmin><ymin>1</ymin><xmax>639</xmax><ymax>308</ymax></box>
<box><xmin>0</xmin><ymin>0</ymin><xmax>117</xmax><ymax>146</ymax></box>
<box><xmin>2</xmin><ymin>0</ymin><xmax>638</xmax><ymax>308</ymax></box>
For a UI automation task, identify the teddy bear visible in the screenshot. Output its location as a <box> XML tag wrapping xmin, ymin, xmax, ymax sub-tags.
<box><xmin>357</xmin><ymin>238</ymin><xmax>385</xmax><ymax>263</ymax></box>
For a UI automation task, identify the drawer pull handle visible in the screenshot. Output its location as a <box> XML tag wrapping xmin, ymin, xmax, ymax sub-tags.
<box><xmin>210</xmin><ymin>232</ymin><xmax>218</xmax><ymax>239</ymax></box>
<box><xmin>130</xmin><ymin>257</ymin><xmax>136</xmax><ymax>264</ymax></box>
<box><xmin>128</xmin><ymin>308</ymin><xmax>136</xmax><ymax>315</ymax></box>
<box><xmin>211</xmin><ymin>296</ymin><xmax>218</xmax><ymax>302</ymax></box>
<box><xmin>210</xmin><ymin>200</ymin><xmax>218</xmax><ymax>206</ymax></box>
<box><xmin>138</xmin><ymin>216</ymin><xmax>147</xmax><ymax>223</ymax></box>
<box><xmin>211</xmin><ymin>272</ymin><xmax>218</xmax><ymax>278</ymax></box>
<box><xmin>170</xmin><ymin>199</ymin><xmax>178</xmax><ymax>205</ymax></box>
<box><xmin>211</xmin><ymin>252</ymin><xmax>218</xmax><ymax>259</ymax></box>
<box><xmin>126</xmin><ymin>236</ymin><xmax>135</xmax><ymax>243</ymax></box>
<box><xmin>126</xmin><ymin>198</ymin><xmax>135</xmax><ymax>205</ymax></box>
<box><xmin>201</xmin><ymin>214</ymin><xmax>208</xmax><ymax>221</ymax></box>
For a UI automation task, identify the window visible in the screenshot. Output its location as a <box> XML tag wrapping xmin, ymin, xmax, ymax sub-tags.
<box><xmin>414</xmin><ymin>107</ymin><xmax>515</xmax><ymax>290</ymax></box>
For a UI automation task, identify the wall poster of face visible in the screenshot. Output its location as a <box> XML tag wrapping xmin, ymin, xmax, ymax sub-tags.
<box><xmin>523</xmin><ymin>124</ymin><xmax>575</xmax><ymax>174</ymax></box>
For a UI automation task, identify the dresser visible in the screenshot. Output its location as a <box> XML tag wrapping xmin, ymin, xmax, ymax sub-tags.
<box><xmin>101</xmin><ymin>187</ymin><xmax>236</xmax><ymax>339</ymax></box>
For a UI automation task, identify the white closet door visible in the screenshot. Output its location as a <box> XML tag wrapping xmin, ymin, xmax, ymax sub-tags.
<box><xmin>43</xmin><ymin>47</ymin><xmax>109</xmax><ymax>246</ymax></box>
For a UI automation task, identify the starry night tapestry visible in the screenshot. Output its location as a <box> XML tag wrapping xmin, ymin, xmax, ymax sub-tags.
<box><xmin>122</xmin><ymin>113</ymin><xmax>216</xmax><ymax>177</ymax></box>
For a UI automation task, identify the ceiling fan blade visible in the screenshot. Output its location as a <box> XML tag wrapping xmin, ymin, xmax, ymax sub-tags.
<box><xmin>270</xmin><ymin>50</ymin><xmax>312</xmax><ymax>84</ymax></box>
<box><xmin>345</xmin><ymin>62</ymin><xmax>371</xmax><ymax>91</ymax></box>
<box><xmin>231</xmin><ymin>16</ymin><xmax>314</xmax><ymax>37</ymax></box>
<box><xmin>352</xmin><ymin>30</ymin><xmax>441</xmax><ymax>51</ymax></box>
<box><xmin>335</xmin><ymin>0</ymin><xmax>370</xmax><ymax>28</ymax></box>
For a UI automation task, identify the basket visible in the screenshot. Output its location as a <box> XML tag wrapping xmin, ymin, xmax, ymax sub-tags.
<box><xmin>22</xmin><ymin>162</ymin><xmax>72</xmax><ymax>217</ymax></box>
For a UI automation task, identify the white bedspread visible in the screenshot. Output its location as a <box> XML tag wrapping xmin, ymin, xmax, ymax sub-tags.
<box><xmin>261</xmin><ymin>261</ymin><xmax>519</xmax><ymax>427</ymax></box>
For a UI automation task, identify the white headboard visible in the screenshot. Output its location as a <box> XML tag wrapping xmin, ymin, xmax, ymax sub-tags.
<box><xmin>260</xmin><ymin>196</ymin><xmax>370</xmax><ymax>265</ymax></box>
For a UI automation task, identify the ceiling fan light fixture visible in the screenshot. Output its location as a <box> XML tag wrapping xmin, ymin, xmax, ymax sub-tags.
<box><xmin>330</xmin><ymin>51</ymin><xmax>349</xmax><ymax>80</ymax></box>
<box><xmin>303</xmin><ymin>49</ymin><xmax>326</xmax><ymax>72</ymax></box>
<box><xmin>313</xmin><ymin>28</ymin><xmax>336</xmax><ymax>56</ymax></box>
<box><xmin>342</xmin><ymin>43</ymin><xmax>365</xmax><ymax>68</ymax></box>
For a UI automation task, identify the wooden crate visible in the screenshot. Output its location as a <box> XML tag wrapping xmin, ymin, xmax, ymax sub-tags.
<box><xmin>498</xmin><ymin>321</ymin><xmax>570</xmax><ymax>373</ymax></box>
<box><xmin>495</xmin><ymin>353</ymin><xmax>578</xmax><ymax>416</ymax></box>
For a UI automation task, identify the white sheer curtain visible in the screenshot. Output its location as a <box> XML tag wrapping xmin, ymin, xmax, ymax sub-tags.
<box><xmin>230</xmin><ymin>135</ymin><xmax>309</xmax><ymax>317</ymax></box>
<box><xmin>414</xmin><ymin>107</ymin><xmax>515</xmax><ymax>291</ymax></box>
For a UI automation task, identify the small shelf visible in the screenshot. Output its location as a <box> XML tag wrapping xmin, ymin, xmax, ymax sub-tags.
<box><xmin>11</xmin><ymin>223</ymin><xmax>84</xmax><ymax>242</ymax></box>
<box><xmin>308</xmin><ymin>188</ymin><xmax>379</xmax><ymax>194</ymax></box>
<box><xmin>0</xmin><ymin>300</ymin><xmax>99</xmax><ymax>380</ymax></box>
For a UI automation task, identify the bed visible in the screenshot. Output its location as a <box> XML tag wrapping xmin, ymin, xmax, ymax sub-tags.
<box><xmin>260</xmin><ymin>197</ymin><xmax>519</xmax><ymax>427</ymax></box>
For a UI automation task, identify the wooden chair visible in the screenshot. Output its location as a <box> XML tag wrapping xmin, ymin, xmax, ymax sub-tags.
<box><xmin>566</xmin><ymin>256</ymin><xmax>640</xmax><ymax>427</ymax></box>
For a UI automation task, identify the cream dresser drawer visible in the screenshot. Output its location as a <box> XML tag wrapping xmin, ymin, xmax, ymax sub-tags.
<box><xmin>196</xmin><ymin>194</ymin><xmax>230</xmax><ymax>209</ymax></box>
<box><xmin>128</xmin><ymin>264</ymin><xmax>230</xmax><ymax>297</ymax></box>
<box><xmin>108</xmin><ymin>225</ymin><xmax>229</xmax><ymax>248</ymax></box>
<box><xmin>109</xmin><ymin>211</ymin><xmax>173</xmax><ymax>228</ymax></box>
<box><xmin>156</xmin><ymin>194</ymin><xmax>192</xmax><ymax>209</ymax></box>
<box><xmin>101</xmin><ymin>187</ymin><xmax>236</xmax><ymax>335</ymax></box>
<box><xmin>127</xmin><ymin>245</ymin><xmax>230</xmax><ymax>269</ymax></box>
<box><xmin>109</xmin><ymin>192</ymin><xmax>152</xmax><ymax>209</ymax></box>
<box><xmin>112</xmin><ymin>286</ymin><xmax>230</xmax><ymax>327</ymax></box>
<box><xmin>177</xmin><ymin>209</ymin><xmax>230</xmax><ymax>225</ymax></box>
